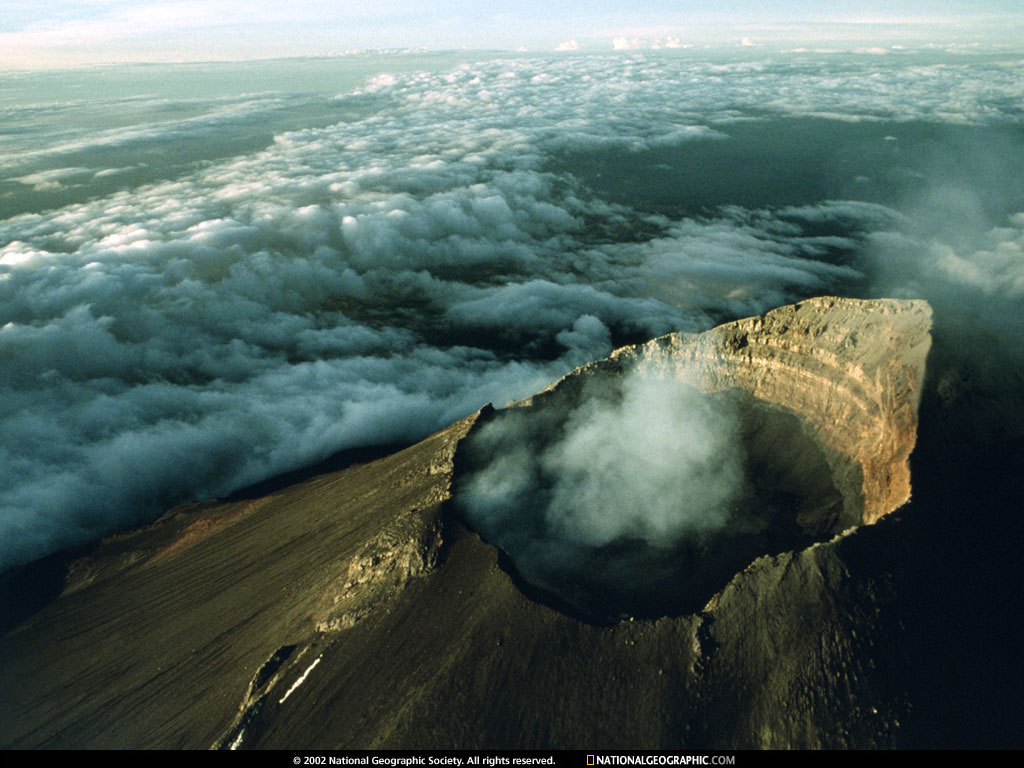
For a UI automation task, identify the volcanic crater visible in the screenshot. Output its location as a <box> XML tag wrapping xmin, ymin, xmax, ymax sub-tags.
<box><xmin>454</xmin><ymin>296</ymin><xmax>931</xmax><ymax>622</ymax></box>
<box><xmin>0</xmin><ymin>296</ymin><xmax>936</xmax><ymax>750</ymax></box>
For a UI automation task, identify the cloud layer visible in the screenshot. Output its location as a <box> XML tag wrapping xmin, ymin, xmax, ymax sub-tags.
<box><xmin>2</xmin><ymin>51</ymin><xmax>1023</xmax><ymax>571</ymax></box>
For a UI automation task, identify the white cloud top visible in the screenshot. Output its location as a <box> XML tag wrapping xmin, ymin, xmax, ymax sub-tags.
<box><xmin>2</xmin><ymin>50</ymin><xmax>1024</xmax><ymax>569</ymax></box>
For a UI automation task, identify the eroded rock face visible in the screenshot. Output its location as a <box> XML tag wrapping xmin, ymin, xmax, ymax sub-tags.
<box><xmin>0</xmin><ymin>297</ymin><xmax>937</xmax><ymax>750</ymax></box>
<box><xmin>457</xmin><ymin>297</ymin><xmax>931</xmax><ymax>620</ymax></box>
<box><xmin>519</xmin><ymin>296</ymin><xmax>932</xmax><ymax>530</ymax></box>
<box><xmin>643</xmin><ymin>297</ymin><xmax>932</xmax><ymax>527</ymax></box>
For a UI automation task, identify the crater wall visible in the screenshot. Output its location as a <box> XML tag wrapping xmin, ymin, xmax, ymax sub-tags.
<box><xmin>519</xmin><ymin>297</ymin><xmax>932</xmax><ymax>530</ymax></box>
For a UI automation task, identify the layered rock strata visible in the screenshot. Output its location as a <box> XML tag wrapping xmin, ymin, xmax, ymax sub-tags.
<box><xmin>518</xmin><ymin>296</ymin><xmax>932</xmax><ymax>531</ymax></box>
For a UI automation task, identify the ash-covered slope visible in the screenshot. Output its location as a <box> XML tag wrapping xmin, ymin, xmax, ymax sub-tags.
<box><xmin>0</xmin><ymin>295</ymin><xmax>990</xmax><ymax>750</ymax></box>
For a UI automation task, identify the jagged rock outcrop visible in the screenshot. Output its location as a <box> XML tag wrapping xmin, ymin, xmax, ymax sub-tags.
<box><xmin>0</xmin><ymin>297</ymin><xmax>937</xmax><ymax>749</ymax></box>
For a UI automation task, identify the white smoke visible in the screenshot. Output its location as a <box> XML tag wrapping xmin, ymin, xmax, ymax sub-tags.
<box><xmin>541</xmin><ymin>370</ymin><xmax>744</xmax><ymax>547</ymax></box>
<box><xmin>456</xmin><ymin>367</ymin><xmax>751</xmax><ymax>619</ymax></box>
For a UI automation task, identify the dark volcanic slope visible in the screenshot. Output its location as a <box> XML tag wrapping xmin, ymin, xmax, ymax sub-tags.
<box><xmin>2</xmin><ymin>296</ymin><xmax>1019</xmax><ymax>749</ymax></box>
<box><xmin>0</xmin><ymin>417</ymin><xmax>473</xmax><ymax>749</ymax></box>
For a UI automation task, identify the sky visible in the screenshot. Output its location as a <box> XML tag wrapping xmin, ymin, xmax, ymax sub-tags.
<box><xmin>3</xmin><ymin>0</ymin><xmax>1024</xmax><ymax>68</ymax></box>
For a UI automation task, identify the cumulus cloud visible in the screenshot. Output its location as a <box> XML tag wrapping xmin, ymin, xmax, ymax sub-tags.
<box><xmin>612</xmin><ymin>36</ymin><xmax>688</xmax><ymax>51</ymax></box>
<box><xmin>2</xmin><ymin>50</ymin><xmax>1023</xmax><ymax>572</ymax></box>
<box><xmin>555</xmin><ymin>40</ymin><xmax>580</xmax><ymax>52</ymax></box>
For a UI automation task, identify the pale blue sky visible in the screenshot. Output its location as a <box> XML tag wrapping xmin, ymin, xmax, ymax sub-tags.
<box><xmin>2</xmin><ymin>0</ymin><xmax>1023</xmax><ymax>67</ymax></box>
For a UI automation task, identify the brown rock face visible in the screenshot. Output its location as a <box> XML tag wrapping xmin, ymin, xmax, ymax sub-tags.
<box><xmin>520</xmin><ymin>296</ymin><xmax>931</xmax><ymax>532</ymax></box>
<box><xmin>631</xmin><ymin>297</ymin><xmax>931</xmax><ymax>527</ymax></box>
<box><xmin>0</xmin><ymin>296</ymin><xmax>934</xmax><ymax>750</ymax></box>
<box><xmin>463</xmin><ymin>296</ymin><xmax>932</xmax><ymax>621</ymax></box>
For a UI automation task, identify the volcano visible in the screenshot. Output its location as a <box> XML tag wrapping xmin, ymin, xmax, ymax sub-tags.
<box><xmin>2</xmin><ymin>295</ymin><xmax>1021</xmax><ymax>749</ymax></box>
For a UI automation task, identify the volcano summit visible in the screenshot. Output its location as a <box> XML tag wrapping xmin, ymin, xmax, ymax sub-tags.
<box><xmin>0</xmin><ymin>296</ymin><xmax>953</xmax><ymax>749</ymax></box>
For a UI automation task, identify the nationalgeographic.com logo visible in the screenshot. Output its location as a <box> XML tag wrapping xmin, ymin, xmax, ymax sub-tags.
<box><xmin>587</xmin><ymin>756</ymin><xmax>735</xmax><ymax>766</ymax></box>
